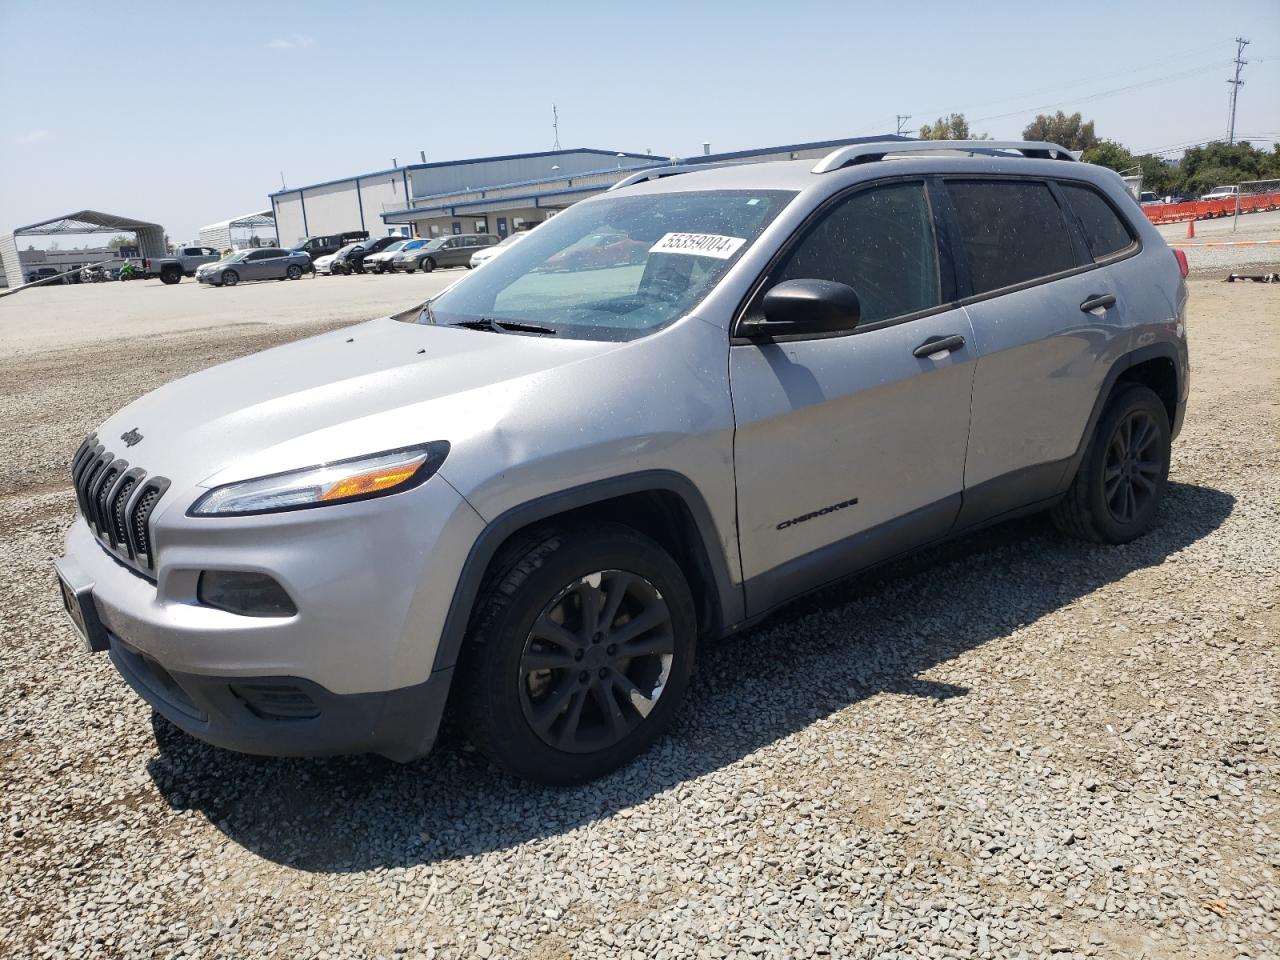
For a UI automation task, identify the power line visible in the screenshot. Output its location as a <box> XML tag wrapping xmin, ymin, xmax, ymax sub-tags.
<box><xmin>970</xmin><ymin>60</ymin><xmax>1229</xmax><ymax>125</ymax></box>
<box><xmin>1227</xmin><ymin>37</ymin><xmax>1250</xmax><ymax>145</ymax></box>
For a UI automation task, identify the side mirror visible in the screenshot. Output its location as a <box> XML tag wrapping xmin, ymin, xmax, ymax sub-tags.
<box><xmin>747</xmin><ymin>279</ymin><xmax>862</xmax><ymax>338</ymax></box>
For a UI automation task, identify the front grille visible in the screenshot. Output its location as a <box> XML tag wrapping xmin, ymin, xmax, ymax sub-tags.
<box><xmin>71</xmin><ymin>433</ymin><xmax>170</xmax><ymax>577</ymax></box>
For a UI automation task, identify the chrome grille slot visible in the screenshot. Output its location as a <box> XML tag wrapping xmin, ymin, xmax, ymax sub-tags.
<box><xmin>70</xmin><ymin>433</ymin><xmax>170</xmax><ymax>578</ymax></box>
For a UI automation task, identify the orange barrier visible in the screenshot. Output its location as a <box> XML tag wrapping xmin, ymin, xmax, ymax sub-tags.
<box><xmin>1143</xmin><ymin>191</ymin><xmax>1280</xmax><ymax>225</ymax></box>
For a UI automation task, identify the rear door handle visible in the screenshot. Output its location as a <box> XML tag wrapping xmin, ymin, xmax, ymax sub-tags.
<box><xmin>1080</xmin><ymin>293</ymin><xmax>1116</xmax><ymax>312</ymax></box>
<box><xmin>913</xmin><ymin>334</ymin><xmax>966</xmax><ymax>358</ymax></box>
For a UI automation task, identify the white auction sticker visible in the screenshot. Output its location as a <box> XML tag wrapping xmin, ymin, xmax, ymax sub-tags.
<box><xmin>649</xmin><ymin>232</ymin><xmax>747</xmax><ymax>259</ymax></box>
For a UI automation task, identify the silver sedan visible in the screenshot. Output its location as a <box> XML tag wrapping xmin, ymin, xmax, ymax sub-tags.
<box><xmin>196</xmin><ymin>248</ymin><xmax>312</xmax><ymax>287</ymax></box>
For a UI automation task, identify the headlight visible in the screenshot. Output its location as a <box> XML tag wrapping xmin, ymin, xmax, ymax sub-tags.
<box><xmin>189</xmin><ymin>442</ymin><xmax>449</xmax><ymax>516</ymax></box>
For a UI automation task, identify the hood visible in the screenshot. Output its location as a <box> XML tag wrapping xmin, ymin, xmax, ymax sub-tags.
<box><xmin>95</xmin><ymin>317</ymin><xmax>618</xmax><ymax>500</ymax></box>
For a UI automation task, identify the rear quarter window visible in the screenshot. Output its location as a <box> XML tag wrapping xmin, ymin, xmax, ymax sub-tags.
<box><xmin>946</xmin><ymin>180</ymin><xmax>1079</xmax><ymax>296</ymax></box>
<box><xmin>1058</xmin><ymin>182</ymin><xmax>1136</xmax><ymax>260</ymax></box>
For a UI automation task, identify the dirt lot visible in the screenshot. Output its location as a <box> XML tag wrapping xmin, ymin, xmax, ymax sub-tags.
<box><xmin>0</xmin><ymin>272</ymin><xmax>1276</xmax><ymax>959</ymax></box>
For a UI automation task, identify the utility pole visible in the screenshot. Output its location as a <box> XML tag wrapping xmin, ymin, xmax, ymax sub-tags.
<box><xmin>1226</xmin><ymin>37</ymin><xmax>1249</xmax><ymax>145</ymax></box>
<box><xmin>896</xmin><ymin>114</ymin><xmax>912</xmax><ymax>137</ymax></box>
<box><xmin>552</xmin><ymin>104</ymin><xmax>561</xmax><ymax>151</ymax></box>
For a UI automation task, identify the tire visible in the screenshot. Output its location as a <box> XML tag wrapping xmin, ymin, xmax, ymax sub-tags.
<box><xmin>1052</xmin><ymin>383</ymin><xmax>1171</xmax><ymax>544</ymax></box>
<box><xmin>404</xmin><ymin>267</ymin><xmax>415</xmax><ymax>274</ymax></box>
<box><xmin>159</xmin><ymin>267</ymin><xmax>181</xmax><ymax>285</ymax></box>
<box><xmin>421</xmin><ymin>257</ymin><xmax>435</xmax><ymax>273</ymax></box>
<box><xmin>459</xmin><ymin>523</ymin><xmax>697</xmax><ymax>785</ymax></box>
<box><xmin>286</xmin><ymin>265</ymin><xmax>302</xmax><ymax>280</ymax></box>
<box><xmin>221</xmin><ymin>270</ymin><xmax>239</xmax><ymax>287</ymax></box>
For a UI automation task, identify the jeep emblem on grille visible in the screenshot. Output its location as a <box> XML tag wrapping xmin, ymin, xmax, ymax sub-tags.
<box><xmin>121</xmin><ymin>428</ymin><xmax>143</xmax><ymax>447</ymax></box>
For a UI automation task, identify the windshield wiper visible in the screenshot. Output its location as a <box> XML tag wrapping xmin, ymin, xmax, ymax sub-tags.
<box><xmin>448</xmin><ymin>318</ymin><xmax>557</xmax><ymax>336</ymax></box>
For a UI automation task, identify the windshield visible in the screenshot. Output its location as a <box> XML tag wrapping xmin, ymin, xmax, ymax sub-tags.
<box><xmin>336</xmin><ymin>242</ymin><xmax>363</xmax><ymax>255</ymax></box>
<box><xmin>224</xmin><ymin>251</ymin><xmax>250</xmax><ymax>263</ymax></box>
<box><xmin>418</xmin><ymin>189</ymin><xmax>794</xmax><ymax>341</ymax></box>
<box><xmin>379</xmin><ymin>240</ymin><xmax>407</xmax><ymax>254</ymax></box>
<box><xmin>400</xmin><ymin>239</ymin><xmax>427</xmax><ymax>252</ymax></box>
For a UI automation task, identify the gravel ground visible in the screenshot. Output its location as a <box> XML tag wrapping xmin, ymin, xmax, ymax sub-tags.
<box><xmin>1</xmin><ymin>278</ymin><xmax>1277</xmax><ymax>959</ymax></box>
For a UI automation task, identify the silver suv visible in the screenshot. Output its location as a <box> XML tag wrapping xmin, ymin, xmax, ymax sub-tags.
<box><xmin>56</xmin><ymin>141</ymin><xmax>1189</xmax><ymax>784</ymax></box>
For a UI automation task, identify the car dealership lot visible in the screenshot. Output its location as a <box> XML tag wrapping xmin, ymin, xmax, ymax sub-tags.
<box><xmin>0</xmin><ymin>276</ymin><xmax>1276</xmax><ymax>958</ymax></box>
<box><xmin>0</xmin><ymin>271</ymin><xmax>459</xmax><ymax>358</ymax></box>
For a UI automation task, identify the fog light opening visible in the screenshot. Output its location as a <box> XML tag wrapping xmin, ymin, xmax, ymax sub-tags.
<box><xmin>197</xmin><ymin>571</ymin><xmax>297</xmax><ymax>618</ymax></box>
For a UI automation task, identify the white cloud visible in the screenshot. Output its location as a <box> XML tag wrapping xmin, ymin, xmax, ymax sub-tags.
<box><xmin>266</xmin><ymin>33</ymin><xmax>314</xmax><ymax>50</ymax></box>
<box><xmin>13</xmin><ymin>129</ymin><xmax>50</xmax><ymax>145</ymax></box>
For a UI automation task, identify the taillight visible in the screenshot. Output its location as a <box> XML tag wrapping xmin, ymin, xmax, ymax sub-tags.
<box><xmin>1173</xmin><ymin>249</ymin><xmax>1189</xmax><ymax>278</ymax></box>
<box><xmin>143</xmin><ymin>258</ymin><xmax>151</xmax><ymax>269</ymax></box>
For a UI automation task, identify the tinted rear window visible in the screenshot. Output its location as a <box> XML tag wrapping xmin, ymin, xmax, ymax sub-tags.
<box><xmin>946</xmin><ymin>180</ymin><xmax>1078</xmax><ymax>295</ymax></box>
<box><xmin>1059</xmin><ymin>182</ymin><xmax>1135</xmax><ymax>260</ymax></box>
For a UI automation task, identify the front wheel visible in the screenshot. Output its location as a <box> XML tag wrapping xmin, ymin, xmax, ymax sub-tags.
<box><xmin>286</xmin><ymin>264</ymin><xmax>302</xmax><ymax>280</ymax></box>
<box><xmin>221</xmin><ymin>270</ymin><xmax>239</xmax><ymax>287</ymax></box>
<box><xmin>460</xmin><ymin>524</ymin><xmax>697</xmax><ymax>785</ymax></box>
<box><xmin>420</xmin><ymin>257</ymin><xmax>435</xmax><ymax>273</ymax></box>
<box><xmin>1052</xmin><ymin>383</ymin><xmax>1171</xmax><ymax>543</ymax></box>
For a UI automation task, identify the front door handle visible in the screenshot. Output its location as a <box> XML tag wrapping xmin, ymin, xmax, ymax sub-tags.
<box><xmin>1080</xmin><ymin>293</ymin><xmax>1117</xmax><ymax>312</ymax></box>
<box><xmin>913</xmin><ymin>334</ymin><xmax>966</xmax><ymax>358</ymax></box>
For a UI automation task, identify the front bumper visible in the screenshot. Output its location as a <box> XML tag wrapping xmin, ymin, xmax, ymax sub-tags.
<box><xmin>108</xmin><ymin>635</ymin><xmax>452</xmax><ymax>761</ymax></box>
<box><xmin>61</xmin><ymin>467</ymin><xmax>484</xmax><ymax>709</ymax></box>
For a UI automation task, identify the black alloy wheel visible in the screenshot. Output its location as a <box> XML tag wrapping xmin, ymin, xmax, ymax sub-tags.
<box><xmin>518</xmin><ymin>570</ymin><xmax>676</xmax><ymax>754</ymax></box>
<box><xmin>460</xmin><ymin>524</ymin><xmax>697</xmax><ymax>785</ymax></box>
<box><xmin>1102</xmin><ymin>409</ymin><xmax>1162</xmax><ymax>525</ymax></box>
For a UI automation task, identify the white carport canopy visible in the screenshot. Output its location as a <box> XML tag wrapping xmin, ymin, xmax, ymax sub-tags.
<box><xmin>0</xmin><ymin>210</ymin><xmax>167</xmax><ymax>288</ymax></box>
<box><xmin>198</xmin><ymin>210</ymin><xmax>276</xmax><ymax>251</ymax></box>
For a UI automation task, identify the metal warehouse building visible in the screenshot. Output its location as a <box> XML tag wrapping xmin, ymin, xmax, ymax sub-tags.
<box><xmin>270</xmin><ymin>148</ymin><xmax>659</xmax><ymax>247</ymax></box>
<box><xmin>270</xmin><ymin>136</ymin><xmax>907</xmax><ymax>247</ymax></box>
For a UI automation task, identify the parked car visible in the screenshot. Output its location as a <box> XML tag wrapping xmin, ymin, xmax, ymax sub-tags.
<box><xmin>1200</xmin><ymin>185</ymin><xmax>1239</xmax><ymax>201</ymax></box>
<box><xmin>470</xmin><ymin>230</ymin><xmax>531</xmax><ymax>268</ymax></box>
<box><xmin>136</xmin><ymin>246</ymin><xmax>222</xmax><ymax>284</ymax></box>
<box><xmin>385</xmin><ymin>238</ymin><xmax>432</xmax><ymax>272</ymax></box>
<box><xmin>392</xmin><ymin>234</ymin><xmax>498</xmax><ymax>272</ymax></box>
<box><xmin>312</xmin><ymin>253</ymin><xmax>337</xmax><ymax>276</ymax></box>
<box><xmin>332</xmin><ymin>235</ymin><xmax>405</xmax><ymax>275</ymax></box>
<box><xmin>291</xmin><ymin>231</ymin><xmax>369</xmax><ymax>261</ymax></box>
<box><xmin>55</xmin><ymin>140</ymin><xmax>1189</xmax><ymax>785</ymax></box>
<box><xmin>363</xmin><ymin>239</ymin><xmax>412</xmax><ymax>273</ymax></box>
<box><xmin>1138</xmin><ymin>191</ymin><xmax>1161</xmax><ymax>206</ymax></box>
<box><xmin>326</xmin><ymin>241</ymin><xmax>367</xmax><ymax>276</ymax></box>
<box><xmin>195</xmin><ymin>247</ymin><xmax>312</xmax><ymax>286</ymax></box>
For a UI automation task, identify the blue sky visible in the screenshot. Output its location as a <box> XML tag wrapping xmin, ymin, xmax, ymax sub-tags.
<box><xmin>2</xmin><ymin>0</ymin><xmax>1277</xmax><ymax>243</ymax></box>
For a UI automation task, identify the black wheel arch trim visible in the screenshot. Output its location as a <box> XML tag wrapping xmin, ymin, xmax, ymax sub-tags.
<box><xmin>1062</xmin><ymin>341</ymin><xmax>1185</xmax><ymax>488</ymax></box>
<box><xmin>429</xmin><ymin>470</ymin><xmax>743</xmax><ymax>677</ymax></box>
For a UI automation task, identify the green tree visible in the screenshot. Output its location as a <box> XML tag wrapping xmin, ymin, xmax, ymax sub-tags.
<box><xmin>918</xmin><ymin>113</ymin><xmax>989</xmax><ymax>140</ymax></box>
<box><xmin>106</xmin><ymin>234</ymin><xmax>132</xmax><ymax>251</ymax></box>
<box><xmin>1180</xmin><ymin>141</ymin><xmax>1280</xmax><ymax>195</ymax></box>
<box><xmin>1081</xmin><ymin>140</ymin><xmax>1134</xmax><ymax>172</ymax></box>
<box><xmin>1022</xmin><ymin>111</ymin><xmax>1099</xmax><ymax>152</ymax></box>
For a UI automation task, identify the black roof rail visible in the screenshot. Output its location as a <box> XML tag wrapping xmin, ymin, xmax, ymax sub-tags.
<box><xmin>811</xmin><ymin>140</ymin><xmax>1077</xmax><ymax>173</ymax></box>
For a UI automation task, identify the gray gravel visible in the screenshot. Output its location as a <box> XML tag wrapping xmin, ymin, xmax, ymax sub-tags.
<box><xmin>1</xmin><ymin>279</ymin><xmax>1277</xmax><ymax>959</ymax></box>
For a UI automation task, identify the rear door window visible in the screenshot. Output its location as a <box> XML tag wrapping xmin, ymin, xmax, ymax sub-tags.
<box><xmin>764</xmin><ymin>180</ymin><xmax>942</xmax><ymax>325</ymax></box>
<box><xmin>945</xmin><ymin>180</ymin><xmax>1079</xmax><ymax>296</ymax></box>
<box><xmin>1058</xmin><ymin>182</ymin><xmax>1136</xmax><ymax>260</ymax></box>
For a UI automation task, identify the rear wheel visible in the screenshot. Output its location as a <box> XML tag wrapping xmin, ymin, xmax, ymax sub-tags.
<box><xmin>460</xmin><ymin>524</ymin><xmax>696</xmax><ymax>785</ymax></box>
<box><xmin>286</xmin><ymin>264</ymin><xmax>302</xmax><ymax>280</ymax></box>
<box><xmin>221</xmin><ymin>270</ymin><xmax>239</xmax><ymax>287</ymax></box>
<box><xmin>1052</xmin><ymin>383</ymin><xmax>1170</xmax><ymax>543</ymax></box>
<box><xmin>159</xmin><ymin>267</ymin><xmax>181</xmax><ymax>285</ymax></box>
